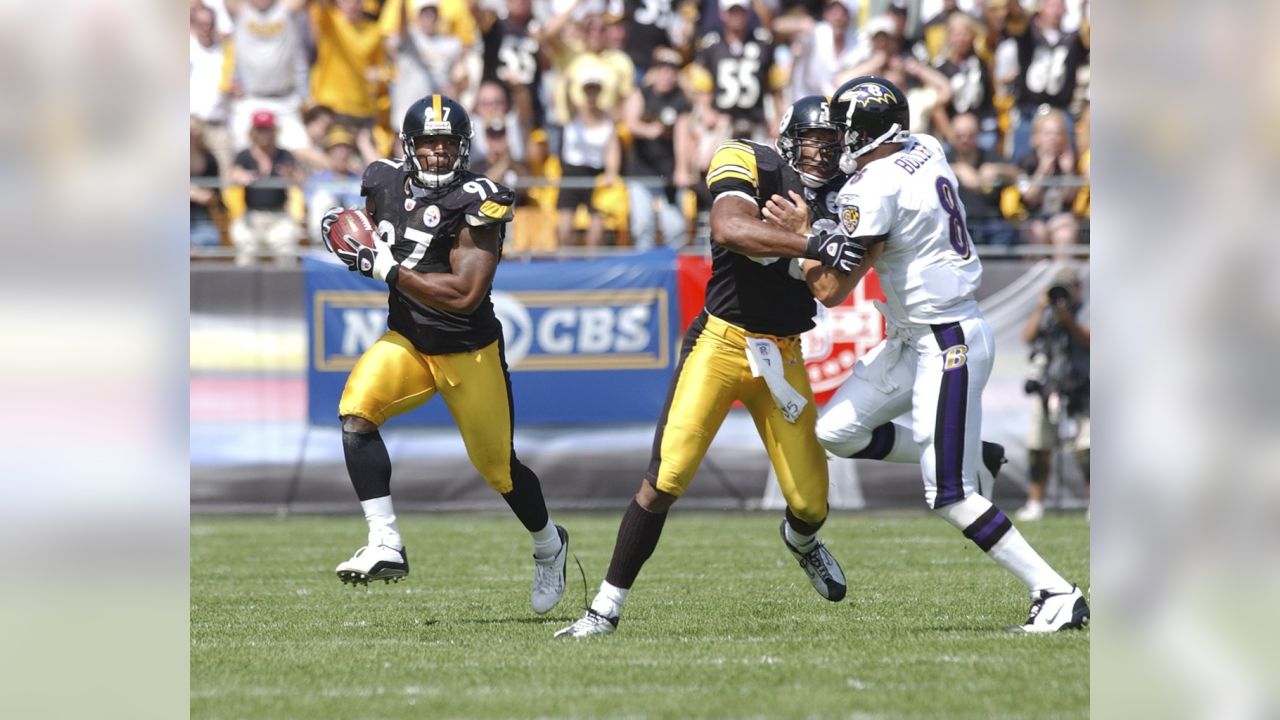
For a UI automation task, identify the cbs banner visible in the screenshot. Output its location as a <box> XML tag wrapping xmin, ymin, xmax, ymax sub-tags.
<box><xmin>304</xmin><ymin>250</ymin><xmax>682</xmax><ymax>425</ymax></box>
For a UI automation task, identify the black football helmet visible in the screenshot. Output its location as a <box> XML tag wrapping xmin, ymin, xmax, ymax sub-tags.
<box><xmin>828</xmin><ymin>76</ymin><xmax>910</xmax><ymax>173</ymax></box>
<box><xmin>401</xmin><ymin>94</ymin><xmax>473</xmax><ymax>188</ymax></box>
<box><xmin>777</xmin><ymin>95</ymin><xmax>843</xmax><ymax>188</ymax></box>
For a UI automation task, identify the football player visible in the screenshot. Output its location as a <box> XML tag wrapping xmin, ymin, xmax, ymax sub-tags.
<box><xmin>556</xmin><ymin>96</ymin><xmax>865</xmax><ymax>638</ymax></box>
<box><xmin>814</xmin><ymin>76</ymin><xmax>1088</xmax><ymax>632</ymax></box>
<box><xmin>319</xmin><ymin>95</ymin><xmax>568</xmax><ymax>615</ymax></box>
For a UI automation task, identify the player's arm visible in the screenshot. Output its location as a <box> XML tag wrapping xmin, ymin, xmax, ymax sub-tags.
<box><xmin>801</xmin><ymin>242</ymin><xmax>884</xmax><ymax>307</ymax></box>
<box><xmin>390</xmin><ymin>223</ymin><xmax>500</xmax><ymax>315</ymax></box>
<box><xmin>706</xmin><ymin>143</ymin><xmax>854</xmax><ymax>269</ymax></box>
<box><xmin>711</xmin><ymin>194</ymin><xmax>807</xmax><ymax>257</ymax></box>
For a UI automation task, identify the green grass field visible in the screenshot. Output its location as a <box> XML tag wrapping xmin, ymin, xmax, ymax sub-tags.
<box><xmin>191</xmin><ymin>511</ymin><xmax>1089</xmax><ymax>719</ymax></box>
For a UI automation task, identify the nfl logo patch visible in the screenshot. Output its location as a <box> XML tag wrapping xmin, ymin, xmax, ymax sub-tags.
<box><xmin>404</xmin><ymin>198</ymin><xmax>416</xmax><ymax>211</ymax></box>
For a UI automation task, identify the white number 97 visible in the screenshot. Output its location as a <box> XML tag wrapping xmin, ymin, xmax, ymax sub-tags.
<box><xmin>463</xmin><ymin>177</ymin><xmax>499</xmax><ymax>199</ymax></box>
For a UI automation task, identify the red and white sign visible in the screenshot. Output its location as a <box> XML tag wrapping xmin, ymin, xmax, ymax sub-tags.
<box><xmin>676</xmin><ymin>257</ymin><xmax>886</xmax><ymax>406</ymax></box>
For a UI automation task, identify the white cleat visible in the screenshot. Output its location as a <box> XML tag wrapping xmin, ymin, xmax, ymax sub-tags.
<box><xmin>1014</xmin><ymin>501</ymin><xmax>1045</xmax><ymax>522</ymax></box>
<box><xmin>554</xmin><ymin>609</ymin><xmax>619</xmax><ymax>638</ymax></box>
<box><xmin>1012</xmin><ymin>585</ymin><xmax>1090</xmax><ymax>632</ymax></box>
<box><xmin>531</xmin><ymin>525</ymin><xmax>569</xmax><ymax>614</ymax></box>
<box><xmin>335</xmin><ymin>543</ymin><xmax>408</xmax><ymax>586</ymax></box>
<box><xmin>779</xmin><ymin>521</ymin><xmax>847</xmax><ymax>602</ymax></box>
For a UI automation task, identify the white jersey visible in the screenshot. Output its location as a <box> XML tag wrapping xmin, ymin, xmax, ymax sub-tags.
<box><xmin>836</xmin><ymin>134</ymin><xmax>983</xmax><ymax>326</ymax></box>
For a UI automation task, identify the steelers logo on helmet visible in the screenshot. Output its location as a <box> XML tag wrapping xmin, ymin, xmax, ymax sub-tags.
<box><xmin>778</xmin><ymin>95</ymin><xmax>843</xmax><ymax>188</ymax></box>
<box><xmin>401</xmin><ymin>94</ymin><xmax>474</xmax><ymax>189</ymax></box>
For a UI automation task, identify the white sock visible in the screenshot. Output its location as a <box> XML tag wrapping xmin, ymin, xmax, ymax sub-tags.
<box><xmin>589</xmin><ymin>581</ymin><xmax>628</xmax><ymax>618</ymax></box>
<box><xmin>531</xmin><ymin>519</ymin><xmax>562</xmax><ymax>559</ymax></box>
<box><xmin>933</xmin><ymin>494</ymin><xmax>1069</xmax><ymax>593</ymax></box>
<box><xmin>784</xmin><ymin>522</ymin><xmax>818</xmax><ymax>552</ymax></box>
<box><xmin>360</xmin><ymin>496</ymin><xmax>402</xmax><ymax>549</ymax></box>
<box><xmin>988</xmin><ymin>528</ymin><xmax>1071</xmax><ymax>593</ymax></box>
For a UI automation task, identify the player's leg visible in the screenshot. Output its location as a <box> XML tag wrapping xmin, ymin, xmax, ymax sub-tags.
<box><xmin>434</xmin><ymin>338</ymin><xmax>568</xmax><ymax>613</ymax></box>
<box><xmin>917</xmin><ymin>319</ymin><xmax>1088</xmax><ymax>631</ymax></box>
<box><xmin>334</xmin><ymin>332</ymin><xmax>438</xmax><ymax>585</ymax></box>
<box><xmin>743</xmin><ymin>339</ymin><xmax>845</xmax><ymax>601</ymax></box>
<box><xmin>557</xmin><ymin>314</ymin><xmax>741</xmax><ymax>637</ymax></box>
<box><xmin>817</xmin><ymin>336</ymin><xmax>1007</xmax><ymax>495</ymax></box>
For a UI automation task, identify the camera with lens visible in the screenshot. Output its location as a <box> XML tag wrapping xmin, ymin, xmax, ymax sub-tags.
<box><xmin>1024</xmin><ymin>287</ymin><xmax>1087</xmax><ymax>420</ymax></box>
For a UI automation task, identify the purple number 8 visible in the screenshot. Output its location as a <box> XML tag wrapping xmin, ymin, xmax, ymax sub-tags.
<box><xmin>935</xmin><ymin>176</ymin><xmax>971</xmax><ymax>259</ymax></box>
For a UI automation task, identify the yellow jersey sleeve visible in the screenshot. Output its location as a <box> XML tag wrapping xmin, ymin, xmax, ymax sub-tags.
<box><xmin>705</xmin><ymin>141</ymin><xmax>760</xmax><ymax>200</ymax></box>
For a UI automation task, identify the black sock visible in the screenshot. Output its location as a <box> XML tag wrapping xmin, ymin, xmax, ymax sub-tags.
<box><xmin>850</xmin><ymin>423</ymin><xmax>895</xmax><ymax>459</ymax></box>
<box><xmin>604</xmin><ymin>498</ymin><xmax>669</xmax><ymax>589</ymax></box>
<box><xmin>785</xmin><ymin>505</ymin><xmax>826</xmax><ymax>536</ymax></box>
<box><xmin>501</xmin><ymin>458</ymin><xmax>550</xmax><ymax>532</ymax></box>
<box><xmin>343</xmin><ymin>430</ymin><xmax>392</xmax><ymax>501</ymax></box>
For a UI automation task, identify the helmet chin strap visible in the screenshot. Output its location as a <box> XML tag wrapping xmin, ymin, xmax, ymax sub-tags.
<box><xmin>799</xmin><ymin>171</ymin><xmax>829</xmax><ymax>188</ymax></box>
<box><xmin>839</xmin><ymin>122</ymin><xmax>907</xmax><ymax>174</ymax></box>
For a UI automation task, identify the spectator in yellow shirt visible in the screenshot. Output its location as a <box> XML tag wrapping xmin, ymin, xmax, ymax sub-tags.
<box><xmin>309</xmin><ymin>0</ymin><xmax>387</xmax><ymax>162</ymax></box>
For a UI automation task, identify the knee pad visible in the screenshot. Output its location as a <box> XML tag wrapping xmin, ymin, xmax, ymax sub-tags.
<box><xmin>815</xmin><ymin>419</ymin><xmax>874</xmax><ymax>459</ymax></box>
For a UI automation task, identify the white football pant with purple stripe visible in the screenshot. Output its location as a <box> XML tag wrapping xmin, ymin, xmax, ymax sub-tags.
<box><xmin>816</xmin><ymin>315</ymin><xmax>993</xmax><ymax>509</ymax></box>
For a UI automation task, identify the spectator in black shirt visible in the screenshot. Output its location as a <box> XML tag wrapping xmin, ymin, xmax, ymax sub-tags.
<box><xmin>229</xmin><ymin>110</ymin><xmax>303</xmax><ymax>265</ymax></box>
<box><xmin>625</xmin><ymin>46</ymin><xmax>693</xmax><ymax>250</ymax></box>
<box><xmin>1017</xmin><ymin>107</ymin><xmax>1080</xmax><ymax>258</ymax></box>
<box><xmin>945</xmin><ymin>112</ymin><xmax>1019</xmax><ymax>247</ymax></box>
<box><xmin>932</xmin><ymin>13</ymin><xmax>999</xmax><ymax>153</ymax></box>
<box><xmin>1002</xmin><ymin>0</ymin><xmax>1088</xmax><ymax>162</ymax></box>
<box><xmin>191</xmin><ymin>116</ymin><xmax>223</xmax><ymax>248</ymax></box>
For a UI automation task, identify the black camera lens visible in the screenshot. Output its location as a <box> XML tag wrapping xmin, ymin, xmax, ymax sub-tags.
<box><xmin>1048</xmin><ymin>285</ymin><xmax>1070</xmax><ymax>304</ymax></box>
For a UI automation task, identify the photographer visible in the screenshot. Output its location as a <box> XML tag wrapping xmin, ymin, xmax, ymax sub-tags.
<box><xmin>1015</xmin><ymin>266</ymin><xmax>1090</xmax><ymax>521</ymax></box>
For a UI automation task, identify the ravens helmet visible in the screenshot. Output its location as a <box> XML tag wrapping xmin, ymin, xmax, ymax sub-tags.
<box><xmin>401</xmin><ymin>94</ymin><xmax>473</xmax><ymax>188</ymax></box>
<box><xmin>829</xmin><ymin>76</ymin><xmax>910</xmax><ymax>174</ymax></box>
<box><xmin>777</xmin><ymin>95</ymin><xmax>843</xmax><ymax>188</ymax></box>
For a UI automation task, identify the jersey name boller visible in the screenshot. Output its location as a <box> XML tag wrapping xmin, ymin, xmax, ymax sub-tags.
<box><xmin>892</xmin><ymin>142</ymin><xmax>935</xmax><ymax>175</ymax></box>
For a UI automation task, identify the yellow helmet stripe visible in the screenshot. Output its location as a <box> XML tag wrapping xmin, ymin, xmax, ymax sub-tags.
<box><xmin>432</xmin><ymin>94</ymin><xmax>441</xmax><ymax>120</ymax></box>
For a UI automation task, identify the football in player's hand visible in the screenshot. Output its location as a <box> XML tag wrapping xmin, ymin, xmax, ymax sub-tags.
<box><xmin>326</xmin><ymin>208</ymin><xmax>377</xmax><ymax>255</ymax></box>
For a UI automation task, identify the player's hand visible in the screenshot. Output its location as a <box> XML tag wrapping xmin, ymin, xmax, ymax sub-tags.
<box><xmin>763</xmin><ymin>191</ymin><xmax>810</xmax><ymax>235</ymax></box>
<box><xmin>355</xmin><ymin>234</ymin><xmax>399</xmax><ymax>282</ymax></box>
<box><xmin>319</xmin><ymin>206</ymin><xmax>344</xmax><ymax>255</ymax></box>
<box><xmin>806</xmin><ymin>229</ymin><xmax>865</xmax><ymax>274</ymax></box>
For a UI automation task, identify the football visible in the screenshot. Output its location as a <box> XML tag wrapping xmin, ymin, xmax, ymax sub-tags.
<box><xmin>326</xmin><ymin>208</ymin><xmax>377</xmax><ymax>255</ymax></box>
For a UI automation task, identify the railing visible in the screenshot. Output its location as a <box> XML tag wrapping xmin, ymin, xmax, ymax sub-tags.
<box><xmin>190</xmin><ymin>173</ymin><xmax>1090</xmax><ymax>261</ymax></box>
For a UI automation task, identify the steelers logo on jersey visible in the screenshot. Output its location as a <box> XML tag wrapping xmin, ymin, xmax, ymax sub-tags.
<box><xmin>423</xmin><ymin>205</ymin><xmax>441</xmax><ymax>227</ymax></box>
<box><xmin>841</xmin><ymin>206</ymin><xmax>860</xmax><ymax>234</ymax></box>
<box><xmin>825</xmin><ymin>193</ymin><xmax>839</xmax><ymax>215</ymax></box>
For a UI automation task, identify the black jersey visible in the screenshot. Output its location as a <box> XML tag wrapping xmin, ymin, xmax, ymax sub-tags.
<box><xmin>625</xmin><ymin>85</ymin><xmax>691</xmax><ymax>181</ymax></box>
<box><xmin>695</xmin><ymin>28</ymin><xmax>777</xmax><ymax>127</ymax></box>
<box><xmin>481</xmin><ymin>19</ymin><xmax>545</xmax><ymax>125</ymax></box>
<box><xmin>624</xmin><ymin>0</ymin><xmax>675</xmax><ymax>68</ymax></box>
<box><xmin>1011</xmin><ymin>25</ymin><xmax>1087</xmax><ymax>110</ymax></box>
<box><xmin>360</xmin><ymin>160</ymin><xmax>515</xmax><ymax>356</ymax></box>
<box><xmin>703</xmin><ymin>140</ymin><xmax>817</xmax><ymax>337</ymax></box>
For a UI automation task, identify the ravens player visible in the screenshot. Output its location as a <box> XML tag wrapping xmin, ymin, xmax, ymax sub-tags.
<box><xmin>319</xmin><ymin>95</ymin><xmax>569</xmax><ymax>615</ymax></box>
<box><xmin>814</xmin><ymin>76</ymin><xmax>1087</xmax><ymax>631</ymax></box>
<box><xmin>556</xmin><ymin>96</ymin><xmax>865</xmax><ymax>638</ymax></box>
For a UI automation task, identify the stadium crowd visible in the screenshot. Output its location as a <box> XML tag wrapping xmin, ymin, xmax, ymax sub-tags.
<box><xmin>190</xmin><ymin>0</ymin><xmax>1090</xmax><ymax>264</ymax></box>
